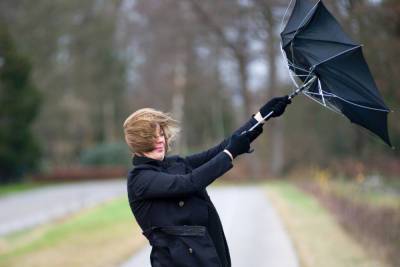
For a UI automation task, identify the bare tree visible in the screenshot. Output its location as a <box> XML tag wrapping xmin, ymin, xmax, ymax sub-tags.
<box><xmin>187</xmin><ymin>0</ymin><xmax>257</xmax><ymax>120</ymax></box>
<box><xmin>254</xmin><ymin>0</ymin><xmax>286</xmax><ymax>175</ymax></box>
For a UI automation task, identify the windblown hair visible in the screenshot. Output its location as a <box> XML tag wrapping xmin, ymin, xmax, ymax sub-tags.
<box><xmin>123</xmin><ymin>108</ymin><xmax>179</xmax><ymax>154</ymax></box>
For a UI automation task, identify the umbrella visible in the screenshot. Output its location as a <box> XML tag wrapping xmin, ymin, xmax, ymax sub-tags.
<box><xmin>275</xmin><ymin>0</ymin><xmax>392</xmax><ymax>147</ymax></box>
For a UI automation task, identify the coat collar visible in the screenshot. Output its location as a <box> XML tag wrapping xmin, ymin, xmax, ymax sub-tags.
<box><xmin>132</xmin><ymin>154</ymin><xmax>166</xmax><ymax>167</ymax></box>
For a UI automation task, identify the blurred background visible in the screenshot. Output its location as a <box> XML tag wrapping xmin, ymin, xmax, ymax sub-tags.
<box><xmin>0</xmin><ymin>0</ymin><xmax>399</xmax><ymax>267</ymax></box>
<box><xmin>1</xmin><ymin>0</ymin><xmax>399</xmax><ymax>180</ymax></box>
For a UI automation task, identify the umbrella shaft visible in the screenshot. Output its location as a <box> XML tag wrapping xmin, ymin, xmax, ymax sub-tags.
<box><xmin>246</xmin><ymin>111</ymin><xmax>274</xmax><ymax>132</ymax></box>
<box><xmin>289</xmin><ymin>76</ymin><xmax>317</xmax><ymax>100</ymax></box>
<box><xmin>244</xmin><ymin>76</ymin><xmax>316</xmax><ymax>134</ymax></box>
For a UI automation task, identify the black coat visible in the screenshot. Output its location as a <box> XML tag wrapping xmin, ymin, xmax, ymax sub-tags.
<box><xmin>127</xmin><ymin>117</ymin><xmax>260</xmax><ymax>267</ymax></box>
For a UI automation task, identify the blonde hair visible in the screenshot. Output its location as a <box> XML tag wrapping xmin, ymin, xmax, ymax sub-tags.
<box><xmin>123</xmin><ymin>108</ymin><xmax>179</xmax><ymax>154</ymax></box>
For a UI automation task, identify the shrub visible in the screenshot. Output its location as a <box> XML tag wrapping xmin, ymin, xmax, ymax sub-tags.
<box><xmin>0</xmin><ymin>23</ymin><xmax>41</xmax><ymax>184</ymax></box>
<box><xmin>79</xmin><ymin>142</ymin><xmax>131</xmax><ymax>167</ymax></box>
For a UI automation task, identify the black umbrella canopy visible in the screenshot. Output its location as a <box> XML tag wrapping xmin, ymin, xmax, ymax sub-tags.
<box><xmin>280</xmin><ymin>0</ymin><xmax>392</xmax><ymax>147</ymax></box>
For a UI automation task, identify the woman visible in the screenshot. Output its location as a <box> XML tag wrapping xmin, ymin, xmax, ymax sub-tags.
<box><xmin>123</xmin><ymin>96</ymin><xmax>291</xmax><ymax>267</ymax></box>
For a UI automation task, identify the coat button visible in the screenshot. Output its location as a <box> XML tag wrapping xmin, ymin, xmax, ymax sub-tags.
<box><xmin>178</xmin><ymin>201</ymin><xmax>185</xmax><ymax>207</ymax></box>
<box><xmin>188</xmin><ymin>247</ymin><xmax>193</xmax><ymax>254</ymax></box>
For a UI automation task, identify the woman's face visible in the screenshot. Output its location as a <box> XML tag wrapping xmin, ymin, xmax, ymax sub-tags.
<box><xmin>142</xmin><ymin>124</ymin><xmax>166</xmax><ymax>161</ymax></box>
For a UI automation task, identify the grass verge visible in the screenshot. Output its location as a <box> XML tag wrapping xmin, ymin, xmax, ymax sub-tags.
<box><xmin>0</xmin><ymin>182</ymin><xmax>49</xmax><ymax>197</ymax></box>
<box><xmin>299</xmin><ymin>180</ymin><xmax>399</xmax><ymax>267</ymax></box>
<box><xmin>0</xmin><ymin>196</ymin><xmax>146</xmax><ymax>267</ymax></box>
<box><xmin>264</xmin><ymin>181</ymin><xmax>388</xmax><ymax>267</ymax></box>
<box><xmin>318</xmin><ymin>179</ymin><xmax>400</xmax><ymax>209</ymax></box>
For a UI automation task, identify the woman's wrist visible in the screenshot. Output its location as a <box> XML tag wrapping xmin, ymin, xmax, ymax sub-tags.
<box><xmin>254</xmin><ymin>112</ymin><xmax>266</xmax><ymax>124</ymax></box>
<box><xmin>223</xmin><ymin>149</ymin><xmax>233</xmax><ymax>161</ymax></box>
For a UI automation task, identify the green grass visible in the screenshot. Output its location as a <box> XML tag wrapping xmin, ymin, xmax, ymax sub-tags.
<box><xmin>324</xmin><ymin>179</ymin><xmax>400</xmax><ymax>208</ymax></box>
<box><xmin>0</xmin><ymin>182</ymin><xmax>47</xmax><ymax>197</ymax></box>
<box><xmin>265</xmin><ymin>180</ymin><xmax>388</xmax><ymax>267</ymax></box>
<box><xmin>3</xmin><ymin>197</ymin><xmax>128</xmax><ymax>254</ymax></box>
<box><xmin>0</xmin><ymin>196</ymin><xmax>145</xmax><ymax>267</ymax></box>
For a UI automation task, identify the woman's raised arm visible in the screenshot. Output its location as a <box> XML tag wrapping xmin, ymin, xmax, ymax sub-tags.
<box><xmin>129</xmin><ymin>152</ymin><xmax>233</xmax><ymax>200</ymax></box>
<box><xmin>184</xmin><ymin>116</ymin><xmax>262</xmax><ymax>169</ymax></box>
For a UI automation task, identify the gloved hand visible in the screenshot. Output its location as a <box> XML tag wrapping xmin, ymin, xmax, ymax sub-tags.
<box><xmin>225</xmin><ymin>133</ymin><xmax>251</xmax><ymax>159</ymax></box>
<box><xmin>260</xmin><ymin>95</ymin><xmax>292</xmax><ymax>119</ymax></box>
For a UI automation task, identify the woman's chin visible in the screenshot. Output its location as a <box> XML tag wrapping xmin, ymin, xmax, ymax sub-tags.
<box><xmin>143</xmin><ymin>149</ymin><xmax>165</xmax><ymax>161</ymax></box>
<box><xmin>156</xmin><ymin>152</ymin><xmax>165</xmax><ymax>160</ymax></box>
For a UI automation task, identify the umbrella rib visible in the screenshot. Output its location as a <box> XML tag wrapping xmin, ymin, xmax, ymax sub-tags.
<box><xmin>280</xmin><ymin>43</ymin><xmax>300</xmax><ymax>89</ymax></box>
<box><xmin>306</xmin><ymin>91</ymin><xmax>334</xmax><ymax>97</ymax></box>
<box><xmin>287</xmin><ymin>61</ymin><xmax>311</xmax><ymax>73</ymax></box>
<box><xmin>317</xmin><ymin>79</ymin><xmax>326</xmax><ymax>106</ymax></box>
<box><xmin>285</xmin><ymin>56</ymin><xmax>316</xmax><ymax>92</ymax></box>
<box><xmin>326</xmin><ymin>93</ymin><xmax>390</xmax><ymax>112</ymax></box>
<box><xmin>279</xmin><ymin>0</ymin><xmax>295</xmax><ymax>32</ymax></box>
<box><xmin>317</xmin><ymin>54</ymin><xmax>387</xmax><ymax>105</ymax></box>
<box><xmin>289</xmin><ymin>0</ymin><xmax>320</xmax><ymax>72</ymax></box>
<box><xmin>293</xmin><ymin>74</ymin><xmax>312</xmax><ymax>77</ymax></box>
<box><xmin>310</xmin><ymin>45</ymin><xmax>388</xmax><ymax>108</ymax></box>
<box><xmin>292</xmin><ymin>0</ymin><xmax>321</xmax><ymax>40</ymax></box>
<box><xmin>293</xmin><ymin>36</ymin><xmax>357</xmax><ymax>47</ymax></box>
<box><xmin>303</xmin><ymin>91</ymin><xmax>344</xmax><ymax>116</ymax></box>
<box><xmin>313</xmin><ymin>45</ymin><xmax>361</xmax><ymax>68</ymax></box>
<box><xmin>306</xmin><ymin>90</ymin><xmax>390</xmax><ymax>112</ymax></box>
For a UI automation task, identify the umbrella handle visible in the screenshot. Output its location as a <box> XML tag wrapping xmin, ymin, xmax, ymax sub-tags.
<box><xmin>239</xmin><ymin>111</ymin><xmax>274</xmax><ymax>154</ymax></box>
<box><xmin>243</xmin><ymin>111</ymin><xmax>274</xmax><ymax>133</ymax></box>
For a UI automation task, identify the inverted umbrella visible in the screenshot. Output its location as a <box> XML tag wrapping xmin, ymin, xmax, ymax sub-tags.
<box><xmin>253</xmin><ymin>0</ymin><xmax>392</xmax><ymax>147</ymax></box>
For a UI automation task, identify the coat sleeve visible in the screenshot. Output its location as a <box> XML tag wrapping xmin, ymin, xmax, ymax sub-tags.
<box><xmin>130</xmin><ymin>152</ymin><xmax>233</xmax><ymax>200</ymax></box>
<box><xmin>184</xmin><ymin>116</ymin><xmax>259</xmax><ymax>169</ymax></box>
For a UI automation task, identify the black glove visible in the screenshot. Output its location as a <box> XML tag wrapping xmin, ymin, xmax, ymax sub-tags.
<box><xmin>260</xmin><ymin>95</ymin><xmax>292</xmax><ymax>119</ymax></box>
<box><xmin>226</xmin><ymin>133</ymin><xmax>251</xmax><ymax>159</ymax></box>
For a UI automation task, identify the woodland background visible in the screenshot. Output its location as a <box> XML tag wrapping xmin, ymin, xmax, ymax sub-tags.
<box><xmin>0</xmin><ymin>0</ymin><xmax>399</xmax><ymax>182</ymax></box>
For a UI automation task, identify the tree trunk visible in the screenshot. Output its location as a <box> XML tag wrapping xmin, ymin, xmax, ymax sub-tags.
<box><xmin>264</xmin><ymin>5</ymin><xmax>285</xmax><ymax>176</ymax></box>
<box><xmin>172</xmin><ymin>59</ymin><xmax>186</xmax><ymax>154</ymax></box>
<box><xmin>103</xmin><ymin>100</ymin><xmax>116</xmax><ymax>143</ymax></box>
<box><xmin>237</xmin><ymin>53</ymin><xmax>252</xmax><ymax>121</ymax></box>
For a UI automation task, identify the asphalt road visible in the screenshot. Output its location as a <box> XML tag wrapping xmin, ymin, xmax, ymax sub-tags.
<box><xmin>0</xmin><ymin>179</ymin><xmax>126</xmax><ymax>236</ymax></box>
<box><xmin>120</xmin><ymin>186</ymin><xmax>299</xmax><ymax>267</ymax></box>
